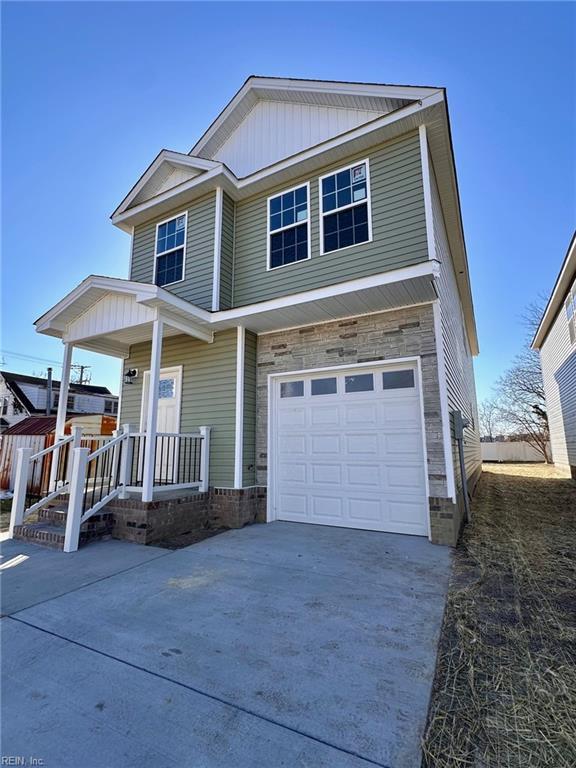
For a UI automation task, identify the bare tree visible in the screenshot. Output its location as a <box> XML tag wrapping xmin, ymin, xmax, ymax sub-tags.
<box><xmin>479</xmin><ymin>397</ymin><xmax>500</xmax><ymax>442</ymax></box>
<box><xmin>491</xmin><ymin>299</ymin><xmax>550</xmax><ymax>461</ymax></box>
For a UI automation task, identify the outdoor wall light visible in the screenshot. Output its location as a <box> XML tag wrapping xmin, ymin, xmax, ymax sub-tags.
<box><xmin>124</xmin><ymin>368</ymin><xmax>138</xmax><ymax>385</ymax></box>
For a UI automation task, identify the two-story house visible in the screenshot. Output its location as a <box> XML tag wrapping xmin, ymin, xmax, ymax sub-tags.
<box><xmin>0</xmin><ymin>370</ymin><xmax>118</xmax><ymax>433</ymax></box>
<box><xmin>29</xmin><ymin>77</ymin><xmax>481</xmax><ymax>548</ymax></box>
<box><xmin>532</xmin><ymin>231</ymin><xmax>576</xmax><ymax>479</ymax></box>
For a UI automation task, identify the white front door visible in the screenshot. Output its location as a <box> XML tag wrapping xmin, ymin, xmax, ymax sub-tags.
<box><xmin>270</xmin><ymin>362</ymin><xmax>429</xmax><ymax>536</ymax></box>
<box><xmin>140</xmin><ymin>366</ymin><xmax>182</xmax><ymax>481</ymax></box>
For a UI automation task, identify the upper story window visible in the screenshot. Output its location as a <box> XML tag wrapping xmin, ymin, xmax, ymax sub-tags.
<box><xmin>155</xmin><ymin>213</ymin><xmax>187</xmax><ymax>287</ymax></box>
<box><xmin>566</xmin><ymin>279</ymin><xmax>576</xmax><ymax>344</ymax></box>
<box><xmin>104</xmin><ymin>399</ymin><xmax>118</xmax><ymax>414</ymax></box>
<box><xmin>320</xmin><ymin>160</ymin><xmax>372</xmax><ymax>255</ymax></box>
<box><xmin>267</xmin><ymin>183</ymin><xmax>310</xmax><ymax>270</ymax></box>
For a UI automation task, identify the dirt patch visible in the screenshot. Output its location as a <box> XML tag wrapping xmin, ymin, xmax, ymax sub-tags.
<box><xmin>422</xmin><ymin>463</ymin><xmax>576</xmax><ymax>768</ymax></box>
<box><xmin>149</xmin><ymin>526</ymin><xmax>229</xmax><ymax>550</ymax></box>
<box><xmin>0</xmin><ymin>498</ymin><xmax>12</xmax><ymax>533</ymax></box>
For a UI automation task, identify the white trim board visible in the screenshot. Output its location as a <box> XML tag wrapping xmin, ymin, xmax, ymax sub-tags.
<box><xmin>234</xmin><ymin>326</ymin><xmax>245</xmax><ymax>488</ymax></box>
<box><xmin>212</xmin><ymin>187</ymin><xmax>223</xmax><ymax>310</ymax></box>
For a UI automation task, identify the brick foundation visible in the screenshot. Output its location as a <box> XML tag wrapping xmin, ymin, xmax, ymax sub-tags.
<box><xmin>107</xmin><ymin>487</ymin><xmax>267</xmax><ymax>545</ymax></box>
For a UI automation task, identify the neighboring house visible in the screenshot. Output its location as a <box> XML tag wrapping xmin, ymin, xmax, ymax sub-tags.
<box><xmin>532</xmin><ymin>231</ymin><xmax>576</xmax><ymax>479</ymax></box>
<box><xmin>0</xmin><ymin>371</ymin><xmax>118</xmax><ymax>432</ymax></box>
<box><xmin>31</xmin><ymin>76</ymin><xmax>481</xmax><ymax>546</ymax></box>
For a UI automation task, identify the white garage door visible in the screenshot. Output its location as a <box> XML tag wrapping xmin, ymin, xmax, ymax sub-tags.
<box><xmin>271</xmin><ymin>363</ymin><xmax>429</xmax><ymax>536</ymax></box>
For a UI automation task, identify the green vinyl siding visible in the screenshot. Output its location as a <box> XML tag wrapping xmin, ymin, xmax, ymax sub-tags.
<box><xmin>119</xmin><ymin>330</ymin><xmax>237</xmax><ymax>487</ymax></box>
<box><xmin>243</xmin><ymin>330</ymin><xmax>257</xmax><ymax>486</ymax></box>
<box><xmin>220</xmin><ymin>192</ymin><xmax>235</xmax><ymax>310</ymax></box>
<box><xmin>130</xmin><ymin>193</ymin><xmax>216</xmax><ymax>310</ymax></box>
<box><xmin>232</xmin><ymin>131</ymin><xmax>427</xmax><ymax>306</ymax></box>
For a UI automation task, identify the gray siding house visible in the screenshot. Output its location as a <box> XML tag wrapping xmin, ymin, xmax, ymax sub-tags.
<box><xmin>533</xmin><ymin>232</ymin><xmax>576</xmax><ymax>478</ymax></box>
<box><xmin>30</xmin><ymin>77</ymin><xmax>481</xmax><ymax>547</ymax></box>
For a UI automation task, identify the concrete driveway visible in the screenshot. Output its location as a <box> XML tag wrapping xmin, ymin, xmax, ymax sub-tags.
<box><xmin>1</xmin><ymin>522</ymin><xmax>450</xmax><ymax>768</ymax></box>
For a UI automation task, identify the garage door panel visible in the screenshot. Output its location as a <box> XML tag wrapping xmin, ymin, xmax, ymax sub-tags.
<box><xmin>311</xmin><ymin>495</ymin><xmax>344</xmax><ymax>520</ymax></box>
<box><xmin>311</xmin><ymin>434</ymin><xmax>341</xmax><ymax>454</ymax></box>
<box><xmin>278</xmin><ymin>494</ymin><xmax>308</xmax><ymax>519</ymax></box>
<box><xmin>278</xmin><ymin>407</ymin><xmax>307</xmax><ymax>429</ymax></box>
<box><xmin>279</xmin><ymin>463</ymin><xmax>307</xmax><ymax>483</ymax></box>
<box><xmin>347</xmin><ymin>497</ymin><xmax>382</xmax><ymax>523</ymax></box>
<box><xmin>279</xmin><ymin>436</ymin><xmax>307</xmax><ymax>457</ymax></box>
<box><xmin>344</xmin><ymin>403</ymin><xmax>378</xmax><ymax>425</ymax></box>
<box><xmin>273</xmin><ymin>364</ymin><xmax>428</xmax><ymax>536</ymax></box>
<box><xmin>346</xmin><ymin>433</ymin><xmax>379</xmax><ymax>455</ymax></box>
<box><xmin>310</xmin><ymin>406</ymin><xmax>340</xmax><ymax>426</ymax></box>
<box><xmin>310</xmin><ymin>463</ymin><xmax>342</xmax><ymax>484</ymax></box>
<box><xmin>345</xmin><ymin>464</ymin><xmax>381</xmax><ymax>486</ymax></box>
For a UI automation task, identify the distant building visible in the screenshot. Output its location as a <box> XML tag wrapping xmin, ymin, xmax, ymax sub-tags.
<box><xmin>0</xmin><ymin>370</ymin><xmax>118</xmax><ymax>433</ymax></box>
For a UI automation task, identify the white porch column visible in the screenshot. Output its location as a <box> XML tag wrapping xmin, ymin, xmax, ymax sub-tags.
<box><xmin>49</xmin><ymin>342</ymin><xmax>73</xmax><ymax>491</ymax></box>
<box><xmin>234</xmin><ymin>326</ymin><xmax>245</xmax><ymax>489</ymax></box>
<box><xmin>55</xmin><ymin>343</ymin><xmax>73</xmax><ymax>438</ymax></box>
<box><xmin>141</xmin><ymin>317</ymin><xmax>163</xmax><ymax>502</ymax></box>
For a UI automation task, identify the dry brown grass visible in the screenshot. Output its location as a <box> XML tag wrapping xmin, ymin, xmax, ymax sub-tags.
<box><xmin>422</xmin><ymin>463</ymin><xmax>576</xmax><ymax>768</ymax></box>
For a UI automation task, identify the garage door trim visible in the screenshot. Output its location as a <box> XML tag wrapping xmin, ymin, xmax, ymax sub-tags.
<box><xmin>266</xmin><ymin>356</ymin><xmax>431</xmax><ymax>539</ymax></box>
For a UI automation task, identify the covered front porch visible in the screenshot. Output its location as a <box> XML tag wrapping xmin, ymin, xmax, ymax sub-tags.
<box><xmin>11</xmin><ymin>263</ymin><xmax>440</xmax><ymax>551</ymax></box>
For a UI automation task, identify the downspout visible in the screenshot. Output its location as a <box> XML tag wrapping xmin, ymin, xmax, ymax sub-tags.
<box><xmin>452</xmin><ymin>409</ymin><xmax>470</xmax><ymax>522</ymax></box>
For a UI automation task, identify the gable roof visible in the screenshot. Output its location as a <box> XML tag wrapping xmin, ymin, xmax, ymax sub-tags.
<box><xmin>112</xmin><ymin>150</ymin><xmax>222</xmax><ymax>220</ymax></box>
<box><xmin>1</xmin><ymin>371</ymin><xmax>112</xmax><ymax>415</ymax></box>
<box><xmin>532</xmin><ymin>230</ymin><xmax>576</xmax><ymax>349</ymax></box>
<box><xmin>191</xmin><ymin>76</ymin><xmax>439</xmax><ymax>164</ymax></box>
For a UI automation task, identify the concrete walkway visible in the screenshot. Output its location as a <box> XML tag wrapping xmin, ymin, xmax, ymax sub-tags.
<box><xmin>1</xmin><ymin>523</ymin><xmax>450</xmax><ymax>767</ymax></box>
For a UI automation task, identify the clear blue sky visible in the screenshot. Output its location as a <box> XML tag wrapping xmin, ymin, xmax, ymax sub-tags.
<box><xmin>2</xmin><ymin>2</ymin><xmax>574</xmax><ymax>399</ymax></box>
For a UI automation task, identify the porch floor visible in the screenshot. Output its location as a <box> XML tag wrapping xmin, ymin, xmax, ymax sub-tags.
<box><xmin>1</xmin><ymin>523</ymin><xmax>450</xmax><ymax>767</ymax></box>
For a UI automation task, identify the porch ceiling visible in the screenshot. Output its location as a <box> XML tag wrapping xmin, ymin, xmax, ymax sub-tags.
<box><xmin>211</xmin><ymin>262</ymin><xmax>439</xmax><ymax>334</ymax></box>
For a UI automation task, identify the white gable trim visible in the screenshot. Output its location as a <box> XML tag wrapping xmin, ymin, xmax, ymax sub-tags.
<box><xmin>113</xmin><ymin>150</ymin><xmax>222</xmax><ymax>219</ymax></box>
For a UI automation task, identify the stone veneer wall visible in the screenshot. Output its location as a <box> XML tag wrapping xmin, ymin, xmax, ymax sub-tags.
<box><xmin>255</xmin><ymin>305</ymin><xmax>467</xmax><ymax>546</ymax></box>
<box><xmin>257</xmin><ymin>305</ymin><xmax>447</xmax><ymax>493</ymax></box>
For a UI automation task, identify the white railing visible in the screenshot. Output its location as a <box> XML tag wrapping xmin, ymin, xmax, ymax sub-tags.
<box><xmin>8</xmin><ymin>426</ymin><xmax>83</xmax><ymax>537</ymax></box>
<box><xmin>9</xmin><ymin>424</ymin><xmax>211</xmax><ymax>553</ymax></box>
<box><xmin>68</xmin><ymin>426</ymin><xmax>211</xmax><ymax>553</ymax></box>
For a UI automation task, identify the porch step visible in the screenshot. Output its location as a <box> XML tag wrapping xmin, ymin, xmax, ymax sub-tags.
<box><xmin>13</xmin><ymin>522</ymin><xmax>66</xmax><ymax>550</ymax></box>
<box><xmin>37</xmin><ymin>506</ymin><xmax>68</xmax><ymax>526</ymax></box>
<box><xmin>14</xmin><ymin>507</ymin><xmax>115</xmax><ymax>550</ymax></box>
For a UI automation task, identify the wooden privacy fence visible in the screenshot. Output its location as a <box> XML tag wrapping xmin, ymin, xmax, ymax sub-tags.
<box><xmin>0</xmin><ymin>434</ymin><xmax>111</xmax><ymax>491</ymax></box>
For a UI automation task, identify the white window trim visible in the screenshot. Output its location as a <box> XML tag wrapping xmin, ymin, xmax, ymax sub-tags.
<box><xmin>318</xmin><ymin>158</ymin><xmax>373</xmax><ymax>256</ymax></box>
<box><xmin>153</xmin><ymin>210</ymin><xmax>188</xmax><ymax>288</ymax></box>
<box><xmin>266</xmin><ymin>181</ymin><xmax>311</xmax><ymax>272</ymax></box>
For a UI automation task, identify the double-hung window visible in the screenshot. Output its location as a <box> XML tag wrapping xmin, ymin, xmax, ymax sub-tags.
<box><xmin>268</xmin><ymin>183</ymin><xmax>310</xmax><ymax>270</ymax></box>
<box><xmin>155</xmin><ymin>212</ymin><xmax>187</xmax><ymax>287</ymax></box>
<box><xmin>320</xmin><ymin>160</ymin><xmax>371</xmax><ymax>254</ymax></box>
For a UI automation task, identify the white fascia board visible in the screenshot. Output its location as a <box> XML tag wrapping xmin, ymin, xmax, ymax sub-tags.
<box><xmin>113</xmin><ymin>93</ymin><xmax>444</xmax><ymax>232</ymax></box>
<box><xmin>211</xmin><ymin>261</ymin><xmax>440</xmax><ymax>327</ymax></box>
<box><xmin>532</xmin><ymin>232</ymin><xmax>576</xmax><ymax>349</ymax></box>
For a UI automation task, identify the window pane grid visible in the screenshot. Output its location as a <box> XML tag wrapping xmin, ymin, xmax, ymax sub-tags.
<box><xmin>269</xmin><ymin>184</ymin><xmax>309</xmax><ymax>269</ymax></box>
<box><xmin>321</xmin><ymin>163</ymin><xmax>370</xmax><ymax>254</ymax></box>
<box><xmin>156</xmin><ymin>248</ymin><xmax>184</xmax><ymax>286</ymax></box>
<box><xmin>155</xmin><ymin>214</ymin><xmax>186</xmax><ymax>286</ymax></box>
